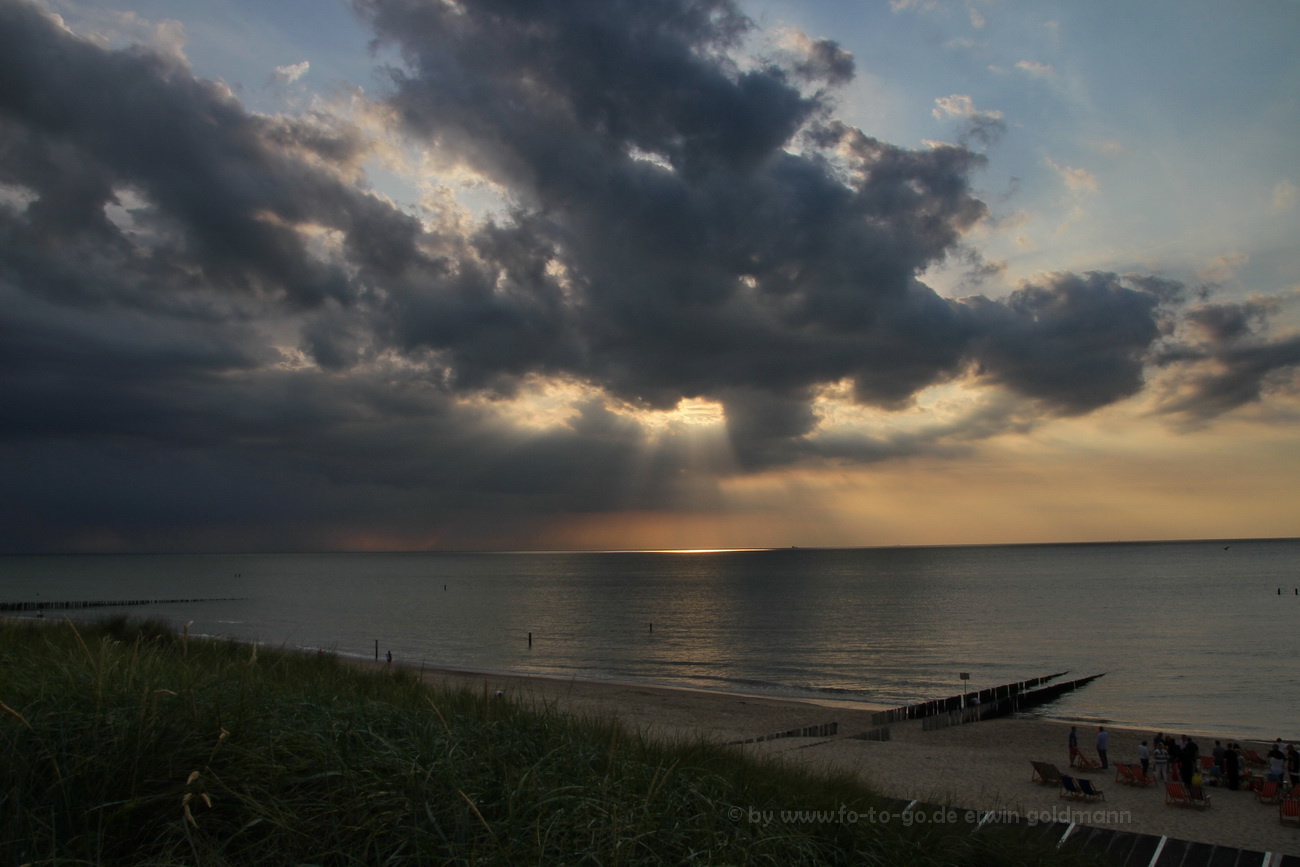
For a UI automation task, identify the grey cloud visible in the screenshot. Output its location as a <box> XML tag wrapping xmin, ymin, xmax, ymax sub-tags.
<box><xmin>1155</xmin><ymin>297</ymin><xmax>1300</xmax><ymax>420</ymax></box>
<box><xmin>963</xmin><ymin>272</ymin><xmax>1178</xmax><ymax>415</ymax></box>
<box><xmin>789</xmin><ymin>37</ymin><xmax>856</xmax><ymax>86</ymax></box>
<box><xmin>1182</xmin><ymin>297</ymin><xmax>1279</xmax><ymax>343</ymax></box>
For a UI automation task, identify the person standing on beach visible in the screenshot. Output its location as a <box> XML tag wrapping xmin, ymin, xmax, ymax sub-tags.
<box><xmin>1138</xmin><ymin>741</ymin><xmax>1151</xmax><ymax>777</ymax></box>
<box><xmin>1267</xmin><ymin>743</ymin><xmax>1286</xmax><ymax>783</ymax></box>
<box><xmin>1167</xmin><ymin>736</ymin><xmax>1183</xmax><ymax>781</ymax></box>
<box><xmin>1153</xmin><ymin>739</ymin><xmax>1170</xmax><ymax>781</ymax></box>
<box><xmin>1223</xmin><ymin>742</ymin><xmax>1241</xmax><ymax>790</ymax></box>
<box><xmin>1068</xmin><ymin>726</ymin><xmax>1080</xmax><ymax>767</ymax></box>
<box><xmin>1096</xmin><ymin>726</ymin><xmax>1109</xmax><ymax>769</ymax></box>
<box><xmin>1179</xmin><ymin>736</ymin><xmax>1198</xmax><ymax>788</ymax></box>
<box><xmin>1286</xmin><ymin>744</ymin><xmax>1299</xmax><ymax>789</ymax></box>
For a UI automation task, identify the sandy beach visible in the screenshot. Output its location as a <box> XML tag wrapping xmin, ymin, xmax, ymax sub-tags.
<box><xmin>398</xmin><ymin>663</ymin><xmax>1300</xmax><ymax>855</ymax></box>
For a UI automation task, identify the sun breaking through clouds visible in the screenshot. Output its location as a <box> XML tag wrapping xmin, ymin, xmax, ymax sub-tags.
<box><xmin>0</xmin><ymin>0</ymin><xmax>1297</xmax><ymax>552</ymax></box>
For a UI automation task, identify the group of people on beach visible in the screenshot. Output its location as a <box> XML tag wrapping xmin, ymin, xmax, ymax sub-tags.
<box><xmin>1071</xmin><ymin>725</ymin><xmax>1300</xmax><ymax>792</ymax></box>
<box><xmin>1142</xmin><ymin>733</ymin><xmax>1205</xmax><ymax>786</ymax></box>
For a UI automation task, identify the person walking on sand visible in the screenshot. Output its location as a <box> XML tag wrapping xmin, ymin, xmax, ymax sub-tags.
<box><xmin>386</xmin><ymin>650</ymin><xmax>392</xmax><ymax>665</ymax></box>
<box><xmin>1153</xmin><ymin>739</ymin><xmax>1170</xmax><ymax>781</ymax></box>
<box><xmin>1096</xmin><ymin>726</ymin><xmax>1110</xmax><ymax>770</ymax></box>
<box><xmin>1069</xmin><ymin>726</ymin><xmax>1080</xmax><ymax>767</ymax></box>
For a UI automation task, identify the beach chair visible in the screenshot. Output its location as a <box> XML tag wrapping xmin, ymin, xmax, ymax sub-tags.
<box><xmin>1060</xmin><ymin>775</ymin><xmax>1084</xmax><ymax>800</ymax></box>
<box><xmin>1031</xmin><ymin>761</ymin><xmax>1062</xmax><ymax>785</ymax></box>
<box><xmin>1077</xmin><ymin>778</ymin><xmax>1105</xmax><ymax>802</ymax></box>
<box><xmin>1255</xmin><ymin>781</ymin><xmax>1282</xmax><ymax>804</ymax></box>
<box><xmin>1117</xmin><ymin>763</ymin><xmax>1152</xmax><ymax>786</ymax></box>
<box><xmin>1188</xmin><ymin>785</ymin><xmax>1211</xmax><ymax>809</ymax></box>
<box><xmin>1280</xmin><ymin>796</ymin><xmax>1300</xmax><ymax>827</ymax></box>
<box><xmin>1073</xmin><ymin>751</ymin><xmax>1102</xmax><ymax>771</ymax></box>
<box><xmin>1165</xmin><ymin>782</ymin><xmax>1192</xmax><ymax>807</ymax></box>
<box><xmin>1244</xmin><ymin>749</ymin><xmax>1268</xmax><ymax>767</ymax></box>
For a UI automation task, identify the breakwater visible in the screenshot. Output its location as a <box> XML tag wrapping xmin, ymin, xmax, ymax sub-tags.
<box><xmin>0</xmin><ymin>597</ymin><xmax>244</xmax><ymax>612</ymax></box>
<box><xmin>867</xmin><ymin>671</ymin><xmax>1105</xmax><ymax>727</ymax></box>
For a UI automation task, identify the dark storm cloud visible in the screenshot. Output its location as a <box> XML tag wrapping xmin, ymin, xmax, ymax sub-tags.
<box><xmin>0</xmin><ymin>0</ymin><xmax>649</xmax><ymax>550</ymax></box>
<box><xmin>356</xmin><ymin>0</ymin><xmax>1181</xmax><ymax>443</ymax></box>
<box><xmin>0</xmin><ymin>0</ymin><xmax>1290</xmax><ymax>551</ymax></box>
<box><xmin>962</xmin><ymin>271</ymin><xmax>1179</xmax><ymax>415</ymax></box>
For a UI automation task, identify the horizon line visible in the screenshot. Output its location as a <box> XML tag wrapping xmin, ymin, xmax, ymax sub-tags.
<box><xmin>4</xmin><ymin>535</ymin><xmax>1297</xmax><ymax>557</ymax></box>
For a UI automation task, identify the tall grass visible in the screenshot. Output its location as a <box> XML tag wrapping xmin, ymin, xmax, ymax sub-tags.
<box><xmin>0</xmin><ymin>617</ymin><xmax>1107</xmax><ymax>866</ymax></box>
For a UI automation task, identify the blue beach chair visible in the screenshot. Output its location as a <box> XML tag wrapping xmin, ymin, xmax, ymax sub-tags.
<box><xmin>1077</xmin><ymin>778</ymin><xmax>1105</xmax><ymax>801</ymax></box>
<box><xmin>1060</xmin><ymin>775</ymin><xmax>1084</xmax><ymax>799</ymax></box>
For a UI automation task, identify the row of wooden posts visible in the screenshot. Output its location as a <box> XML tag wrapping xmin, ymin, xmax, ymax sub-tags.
<box><xmin>869</xmin><ymin>671</ymin><xmax>1104</xmax><ymax>727</ymax></box>
<box><xmin>0</xmin><ymin>597</ymin><xmax>243</xmax><ymax>612</ymax></box>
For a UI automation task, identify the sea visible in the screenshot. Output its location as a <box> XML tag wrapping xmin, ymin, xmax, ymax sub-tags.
<box><xmin>2</xmin><ymin>539</ymin><xmax>1297</xmax><ymax>741</ymax></box>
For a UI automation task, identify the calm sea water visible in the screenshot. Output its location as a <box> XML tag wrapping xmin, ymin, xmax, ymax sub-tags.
<box><xmin>2</xmin><ymin>540</ymin><xmax>1297</xmax><ymax>740</ymax></box>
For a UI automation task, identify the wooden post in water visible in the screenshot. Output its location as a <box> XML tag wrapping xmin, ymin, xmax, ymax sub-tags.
<box><xmin>375</xmin><ymin>639</ymin><xmax>379</xmax><ymax>660</ymax></box>
<box><xmin>528</xmin><ymin>631</ymin><xmax>532</xmax><ymax>648</ymax></box>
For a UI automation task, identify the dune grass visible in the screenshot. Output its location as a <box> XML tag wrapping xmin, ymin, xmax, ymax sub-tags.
<box><xmin>0</xmin><ymin>616</ymin><xmax>1109</xmax><ymax>866</ymax></box>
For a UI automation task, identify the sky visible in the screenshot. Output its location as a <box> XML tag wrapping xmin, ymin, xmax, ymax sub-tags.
<box><xmin>0</xmin><ymin>0</ymin><xmax>1297</xmax><ymax>553</ymax></box>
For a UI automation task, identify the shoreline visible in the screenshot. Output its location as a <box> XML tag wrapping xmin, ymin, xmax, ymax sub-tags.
<box><xmin>361</xmin><ymin>650</ymin><xmax>1299</xmax><ymax>744</ymax></box>
<box><xmin>376</xmin><ymin>658</ymin><xmax>1300</xmax><ymax>855</ymax></box>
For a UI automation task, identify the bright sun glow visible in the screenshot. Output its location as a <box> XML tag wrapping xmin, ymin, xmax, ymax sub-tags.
<box><xmin>610</xmin><ymin>396</ymin><xmax>727</xmax><ymax>436</ymax></box>
<box><xmin>456</xmin><ymin>377</ymin><xmax>592</xmax><ymax>430</ymax></box>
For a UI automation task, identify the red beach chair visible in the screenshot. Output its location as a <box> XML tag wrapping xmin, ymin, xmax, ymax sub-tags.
<box><xmin>1243</xmin><ymin>749</ymin><xmax>1268</xmax><ymax>767</ymax></box>
<box><xmin>1281</xmin><ymin>796</ymin><xmax>1300</xmax><ymax>827</ymax></box>
<box><xmin>1255</xmin><ymin>781</ymin><xmax>1282</xmax><ymax>804</ymax></box>
<box><xmin>1117</xmin><ymin>763</ymin><xmax>1155</xmax><ymax>786</ymax></box>
<box><xmin>1165</xmin><ymin>782</ymin><xmax>1192</xmax><ymax>807</ymax></box>
<box><xmin>1073</xmin><ymin>751</ymin><xmax>1102</xmax><ymax>771</ymax></box>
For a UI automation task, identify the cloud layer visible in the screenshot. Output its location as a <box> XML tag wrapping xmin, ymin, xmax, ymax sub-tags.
<box><xmin>0</xmin><ymin>0</ymin><xmax>1294</xmax><ymax>551</ymax></box>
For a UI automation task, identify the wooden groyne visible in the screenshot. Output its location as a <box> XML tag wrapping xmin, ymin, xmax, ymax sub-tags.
<box><xmin>867</xmin><ymin>671</ymin><xmax>1103</xmax><ymax>727</ymax></box>
<box><xmin>0</xmin><ymin>597</ymin><xmax>244</xmax><ymax>612</ymax></box>
<box><xmin>725</xmin><ymin>722</ymin><xmax>840</xmax><ymax>745</ymax></box>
